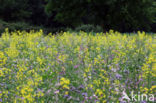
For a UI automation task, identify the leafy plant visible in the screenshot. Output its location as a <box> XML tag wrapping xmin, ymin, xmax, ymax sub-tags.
<box><xmin>75</xmin><ymin>24</ymin><xmax>103</xmax><ymax>33</ymax></box>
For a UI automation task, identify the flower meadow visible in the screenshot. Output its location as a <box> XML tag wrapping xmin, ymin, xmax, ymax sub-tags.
<box><xmin>0</xmin><ymin>29</ymin><xmax>155</xmax><ymax>103</ymax></box>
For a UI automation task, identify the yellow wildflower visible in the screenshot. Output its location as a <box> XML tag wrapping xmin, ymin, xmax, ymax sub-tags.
<box><xmin>0</xmin><ymin>69</ymin><xmax>4</xmax><ymax>77</ymax></box>
<box><xmin>60</xmin><ymin>77</ymin><xmax>70</xmax><ymax>89</ymax></box>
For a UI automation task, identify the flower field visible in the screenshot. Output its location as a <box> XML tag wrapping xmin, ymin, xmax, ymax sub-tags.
<box><xmin>0</xmin><ymin>29</ymin><xmax>155</xmax><ymax>103</ymax></box>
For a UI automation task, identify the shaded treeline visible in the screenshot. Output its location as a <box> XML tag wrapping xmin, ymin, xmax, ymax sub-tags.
<box><xmin>0</xmin><ymin>0</ymin><xmax>156</xmax><ymax>32</ymax></box>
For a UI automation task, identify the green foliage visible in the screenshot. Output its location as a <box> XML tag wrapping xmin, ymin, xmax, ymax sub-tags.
<box><xmin>0</xmin><ymin>20</ymin><xmax>68</xmax><ymax>35</ymax></box>
<box><xmin>26</xmin><ymin>0</ymin><xmax>47</xmax><ymax>25</ymax></box>
<box><xmin>46</xmin><ymin>0</ymin><xmax>156</xmax><ymax>32</ymax></box>
<box><xmin>0</xmin><ymin>0</ymin><xmax>31</xmax><ymax>21</ymax></box>
<box><xmin>45</xmin><ymin>0</ymin><xmax>88</xmax><ymax>26</ymax></box>
<box><xmin>0</xmin><ymin>20</ymin><xmax>42</xmax><ymax>34</ymax></box>
<box><xmin>0</xmin><ymin>20</ymin><xmax>39</xmax><ymax>34</ymax></box>
<box><xmin>0</xmin><ymin>0</ymin><xmax>156</xmax><ymax>32</ymax></box>
<box><xmin>0</xmin><ymin>0</ymin><xmax>47</xmax><ymax>25</ymax></box>
<box><xmin>75</xmin><ymin>24</ymin><xmax>103</xmax><ymax>33</ymax></box>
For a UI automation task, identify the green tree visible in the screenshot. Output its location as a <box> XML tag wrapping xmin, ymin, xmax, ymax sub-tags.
<box><xmin>46</xmin><ymin>0</ymin><xmax>156</xmax><ymax>31</ymax></box>
<box><xmin>45</xmin><ymin>0</ymin><xmax>89</xmax><ymax>26</ymax></box>
<box><xmin>26</xmin><ymin>0</ymin><xmax>47</xmax><ymax>25</ymax></box>
<box><xmin>0</xmin><ymin>0</ymin><xmax>31</xmax><ymax>21</ymax></box>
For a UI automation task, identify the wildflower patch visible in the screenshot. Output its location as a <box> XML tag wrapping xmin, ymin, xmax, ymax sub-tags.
<box><xmin>0</xmin><ymin>30</ymin><xmax>155</xmax><ymax>102</ymax></box>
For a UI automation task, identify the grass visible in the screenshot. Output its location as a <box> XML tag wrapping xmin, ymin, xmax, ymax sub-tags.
<box><xmin>0</xmin><ymin>29</ymin><xmax>155</xmax><ymax>103</ymax></box>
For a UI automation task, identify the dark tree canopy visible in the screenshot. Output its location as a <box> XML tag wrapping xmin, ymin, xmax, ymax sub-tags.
<box><xmin>0</xmin><ymin>0</ymin><xmax>31</xmax><ymax>21</ymax></box>
<box><xmin>0</xmin><ymin>0</ymin><xmax>156</xmax><ymax>32</ymax></box>
<box><xmin>46</xmin><ymin>0</ymin><xmax>156</xmax><ymax>32</ymax></box>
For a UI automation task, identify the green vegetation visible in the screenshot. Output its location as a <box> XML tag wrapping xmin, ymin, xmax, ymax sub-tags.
<box><xmin>0</xmin><ymin>0</ymin><xmax>156</xmax><ymax>103</ymax></box>
<box><xmin>75</xmin><ymin>24</ymin><xmax>104</xmax><ymax>33</ymax></box>
<box><xmin>46</xmin><ymin>0</ymin><xmax>156</xmax><ymax>31</ymax></box>
<box><xmin>0</xmin><ymin>20</ymin><xmax>68</xmax><ymax>35</ymax></box>
<box><xmin>0</xmin><ymin>0</ymin><xmax>156</xmax><ymax>32</ymax></box>
<box><xmin>0</xmin><ymin>30</ymin><xmax>155</xmax><ymax>102</ymax></box>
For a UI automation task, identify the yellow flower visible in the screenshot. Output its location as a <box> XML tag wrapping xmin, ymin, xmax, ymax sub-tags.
<box><xmin>62</xmin><ymin>85</ymin><xmax>69</xmax><ymax>89</ymax></box>
<box><xmin>58</xmin><ymin>54</ymin><xmax>68</xmax><ymax>62</ymax></box>
<box><xmin>65</xmin><ymin>91</ymin><xmax>69</xmax><ymax>95</ymax></box>
<box><xmin>152</xmin><ymin>62</ymin><xmax>156</xmax><ymax>72</ymax></box>
<box><xmin>83</xmin><ymin>73</ymin><xmax>87</xmax><ymax>77</ymax></box>
<box><xmin>60</xmin><ymin>77</ymin><xmax>70</xmax><ymax>89</ymax></box>
<box><xmin>37</xmin><ymin>57</ymin><xmax>43</xmax><ymax>65</ymax></box>
<box><xmin>95</xmin><ymin>89</ymin><xmax>105</xmax><ymax>99</ymax></box>
<box><xmin>5</xmin><ymin>48</ymin><xmax>19</xmax><ymax>58</ymax></box>
<box><xmin>0</xmin><ymin>51</ymin><xmax>7</xmax><ymax>66</ymax></box>
<box><xmin>88</xmin><ymin>84</ymin><xmax>93</xmax><ymax>88</ymax></box>
<box><xmin>103</xmin><ymin>100</ymin><xmax>106</xmax><ymax>103</ymax></box>
<box><xmin>150</xmin><ymin>85</ymin><xmax>156</xmax><ymax>91</ymax></box>
<box><xmin>0</xmin><ymin>69</ymin><xmax>4</xmax><ymax>77</ymax></box>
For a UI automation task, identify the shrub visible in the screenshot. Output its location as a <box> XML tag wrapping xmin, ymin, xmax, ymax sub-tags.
<box><xmin>0</xmin><ymin>19</ymin><xmax>69</xmax><ymax>35</ymax></box>
<box><xmin>75</xmin><ymin>24</ymin><xmax>103</xmax><ymax>33</ymax></box>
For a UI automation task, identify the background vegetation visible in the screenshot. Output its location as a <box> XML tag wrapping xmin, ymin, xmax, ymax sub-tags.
<box><xmin>0</xmin><ymin>0</ymin><xmax>156</xmax><ymax>33</ymax></box>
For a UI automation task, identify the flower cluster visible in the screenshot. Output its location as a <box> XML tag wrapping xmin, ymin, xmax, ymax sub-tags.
<box><xmin>60</xmin><ymin>77</ymin><xmax>70</xmax><ymax>89</ymax></box>
<box><xmin>0</xmin><ymin>29</ymin><xmax>155</xmax><ymax>102</ymax></box>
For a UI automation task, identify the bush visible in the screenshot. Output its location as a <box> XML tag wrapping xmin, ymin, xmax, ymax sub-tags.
<box><xmin>75</xmin><ymin>24</ymin><xmax>103</xmax><ymax>33</ymax></box>
<box><xmin>0</xmin><ymin>20</ymin><xmax>36</xmax><ymax>34</ymax></box>
<box><xmin>0</xmin><ymin>20</ymin><xmax>46</xmax><ymax>35</ymax></box>
<box><xmin>0</xmin><ymin>20</ymin><xmax>5</xmax><ymax>33</ymax></box>
<box><xmin>0</xmin><ymin>19</ymin><xmax>68</xmax><ymax>35</ymax></box>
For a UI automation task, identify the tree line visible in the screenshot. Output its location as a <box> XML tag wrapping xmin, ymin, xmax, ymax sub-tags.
<box><xmin>0</xmin><ymin>0</ymin><xmax>156</xmax><ymax>32</ymax></box>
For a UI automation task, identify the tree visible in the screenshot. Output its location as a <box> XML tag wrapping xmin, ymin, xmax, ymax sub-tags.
<box><xmin>45</xmin><ymin>0</ymin><xmax>89</xmax><ymax>26</ymax></box>
<box><xmin>46</xmin><ymin>0</ymin><xmax>156</xmax><ymax>32</ymax></box>
<box><xmin>0</xmin><ymin>0</ymin><xmax>31</xmax><ymax>21</ymax></box>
